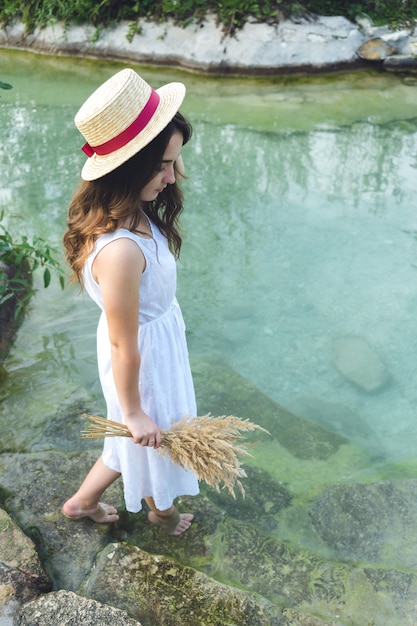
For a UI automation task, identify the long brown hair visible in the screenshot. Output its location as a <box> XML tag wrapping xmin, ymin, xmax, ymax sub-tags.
<box><xmin>63</xmin><ymin>111</ymin><xmax>192</xmax><ymax>284</ymax></box>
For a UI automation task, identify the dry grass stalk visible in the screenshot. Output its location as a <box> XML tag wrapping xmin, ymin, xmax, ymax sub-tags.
<box><xmin>82</xmin><ymin>413</ymin><xmax>269</xmax><ymax>497</ymax></box>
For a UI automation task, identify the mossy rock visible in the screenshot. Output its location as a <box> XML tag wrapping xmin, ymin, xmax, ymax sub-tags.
<box><xmin>0</xmin><ymin>450</ymin><xmax>123</xmax><ymax>590</ymax></box>
<box><xmin>0</xmin><ymin>507</ymin><xmax>51</xmax><ymax>623</ymax></box>
<box><xmin>0</xmin><ymin>508</ymin><xmax>50</xmax><ymax>590</ymax></box>
<box><xmin>201</xmin><ymin>464</ymin><xmax>292</xmax><ymax>533</ymax></box>
<box><xmin>80</xmin><ymin>541</ymin><xmax>282</xmax><ymax>626</ymax></box>
<box><xmin>310</xmin><ymin>479</ymin><xmax>417</xmax><ymax>569</ymax></box>
<box><xmin>31</xmin><ymin>389</ymin><xmax>106</xmax><ymax>453</ymax></box>
<box><xmin>16</xmin><ymin>590</ymin><xmax>142</xmax><ymax>626</ymax></box>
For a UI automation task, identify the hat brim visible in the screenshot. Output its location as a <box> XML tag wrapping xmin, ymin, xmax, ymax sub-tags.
<box><xmin>80</xmin><ymin>82</ymin><xmax>186</xmax><ymax>181</ymax></box>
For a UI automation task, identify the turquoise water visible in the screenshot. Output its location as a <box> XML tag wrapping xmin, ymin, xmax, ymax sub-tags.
<box><xmin>2</xmin><ymin>51</ymin><xmax>417</xmax><ymax>463</ymax></box>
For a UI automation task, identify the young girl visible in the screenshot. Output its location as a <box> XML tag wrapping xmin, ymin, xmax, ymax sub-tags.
<box><xmin>62</xmin><ymin>68</ymin><xmax>199</xmax><ymax>536</ymax></box>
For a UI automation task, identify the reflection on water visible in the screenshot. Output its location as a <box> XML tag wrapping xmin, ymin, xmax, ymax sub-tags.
<box><xmin>183</xmin><ymin>118</ymin><xmax>417</xmax><ymax>461</ymax></box>
<box><xmin>3</xmin><ymin>51</ymin><xmax>417</xmax><ymax>605</ymax></box>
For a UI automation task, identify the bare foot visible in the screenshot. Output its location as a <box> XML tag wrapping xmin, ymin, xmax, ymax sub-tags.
<box><xmin>62</xmin><ymin>499</ymin><xmax>119</xmax><ymax>524</ymax></box>
<box><xmin>148</xmin><ymin>506</ymin><xmax>193</xmax><ymax>536</ymax></box>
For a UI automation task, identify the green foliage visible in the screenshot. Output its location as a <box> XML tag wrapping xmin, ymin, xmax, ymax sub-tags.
<box><xmin>1</xmin><ymin>0</ymin><xmax>417</xmax><ymax>33</ymax></box>
<box><xmin>126</xmin><ymin>19</ymin><xmax>142</xmax><ymax>43</ymax></box>
<box><xmin>0</xmin><ymin>213</ymin><xmax>65</xmax><ymax>320</ymax></box>
<box><xmin>301</xmin><ymin>0</ymin><xmax>417</xmax><ymax>26</ymax></box>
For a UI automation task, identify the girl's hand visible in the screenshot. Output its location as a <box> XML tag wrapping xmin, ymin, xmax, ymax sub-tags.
<box><xmin>125</xmin><ymin>410</ymin><xmax>162</xmax><ymax>448</ymax></box>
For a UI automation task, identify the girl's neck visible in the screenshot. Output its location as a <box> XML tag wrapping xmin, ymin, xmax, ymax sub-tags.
<box><xmin>127</xmin><ymin>211</ymin><xmax>153</xmax><ymax>239</ymax></box>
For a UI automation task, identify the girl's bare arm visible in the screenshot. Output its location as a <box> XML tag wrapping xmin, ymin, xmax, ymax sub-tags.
<box><xmin>93</xmin><ymin>237</ymin><xmax>162</xmax><ymax>448</ymax></box>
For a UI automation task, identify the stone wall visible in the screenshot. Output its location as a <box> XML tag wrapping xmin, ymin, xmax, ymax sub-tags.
<box><xmin>1</xmin><ymin>14</ymin><xmax>417</xmax><ymax>74</ymax></box>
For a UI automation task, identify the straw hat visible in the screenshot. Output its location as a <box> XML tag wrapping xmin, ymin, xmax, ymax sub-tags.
<box><xmin>75</xmin><ymin>68</ymin><xmax>186</xmax><ymax>181</ymax></box>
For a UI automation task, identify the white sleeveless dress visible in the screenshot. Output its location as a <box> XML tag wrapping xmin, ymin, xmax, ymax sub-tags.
<box><xmin>83</xmin><ymin>223</ymin><xmax>199</xmax><ymax>512</ymax></box>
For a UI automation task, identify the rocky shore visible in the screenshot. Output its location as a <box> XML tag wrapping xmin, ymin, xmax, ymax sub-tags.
<box><xmin>3</xmin><ymin>352</ymin><xmax>417</xmax><ymax>625</ymax></box>
<box><xmin>1</xmin><ymin>14</ymin><xmax>417</xmax><ymax>74</ymax></box>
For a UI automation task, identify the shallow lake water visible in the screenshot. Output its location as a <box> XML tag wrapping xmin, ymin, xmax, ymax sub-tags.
<box><xmin>2</xmin><ymin>49</ymin><xmax>417</xmax><ymax>621</ymax></box>
<box><xmin>2</xmin><ymin>50</ymin><xmax>417</xmax><ymax>459</ymax></box>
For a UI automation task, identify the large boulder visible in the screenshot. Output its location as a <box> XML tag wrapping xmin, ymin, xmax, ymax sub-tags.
<box><xmin>357</xmin><ymin>37</ymin><xmax>396</xmax><ymax>60</ymax></box>
<box><xmin>0</xmin><ymin>450</ymin><xmax>123</xmax><ymax>590</ymax></box>
<box><xmin>0</xmin><ymin>508</ymin><xmax>51</xmax><ymax>623</ymax></box>
<box><xmin>81</xmin><ymin>541</ymin><xmax>283</xmax><ymax>625</ymax></box>
<box><xmin>16</xmin><ymin>590</ymin><xmax>142</xmax><ymax>626</ymax></box>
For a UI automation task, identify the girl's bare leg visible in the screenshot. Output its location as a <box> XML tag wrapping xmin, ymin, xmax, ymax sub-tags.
<box><xmin>62</xmin><ymin>456</ymin><xmax>121</xmax><ymax>523</ymax></box>
<box><xmin>145</xmin><ymin>496</ymin><xmax>193</xmax><ymax>536</ymax></box>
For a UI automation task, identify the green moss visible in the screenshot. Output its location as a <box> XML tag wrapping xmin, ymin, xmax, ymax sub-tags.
<box><xmin>370</xmin><ymin>457</ymin><xmax>417</xmax><ymax>480</ymax></box>
<box><xmin>84</xmin><ymin>542</ymin><xmax>279</xmax><ymax>625</ymax></box>
<box><xmin>248</xmin><ymin>438</ymin><xmax>372</xmax><ymax>496</ymax></box>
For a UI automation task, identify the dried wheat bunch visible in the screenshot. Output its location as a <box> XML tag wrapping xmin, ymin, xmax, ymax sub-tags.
<box><xmin>82</xmin><ymin>413</ymin><xmax>269</xmax><ymax>497</ymax></box>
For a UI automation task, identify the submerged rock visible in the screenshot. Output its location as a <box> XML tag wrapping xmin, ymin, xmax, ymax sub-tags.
<box><xmin>310</xmin><ymin>479</ymin><xmax>417</xmax><ymax>569</ymax></box>
<box><xmin>201</xmin><ymin>464</ymin><xmax>292</xmax><ymax>533</ymax></box>
<box><xmin>332</xmin><ymin>335</ymin><xmax>391</xmax><ymax>392</ymax></box>
<box><xmin>280</xmin><ymin>610</ymin><xmax>338</xmax><ymax>625</ymax></box>
<box><xmin>291</xmin><ymin>396</ymin><xmax>383</xmax><ymax>456</ymax></box>
<box><xmin>192</xmin><ymin>356</ymin><xmax>348</xmax><ymax>460</ymax></box>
